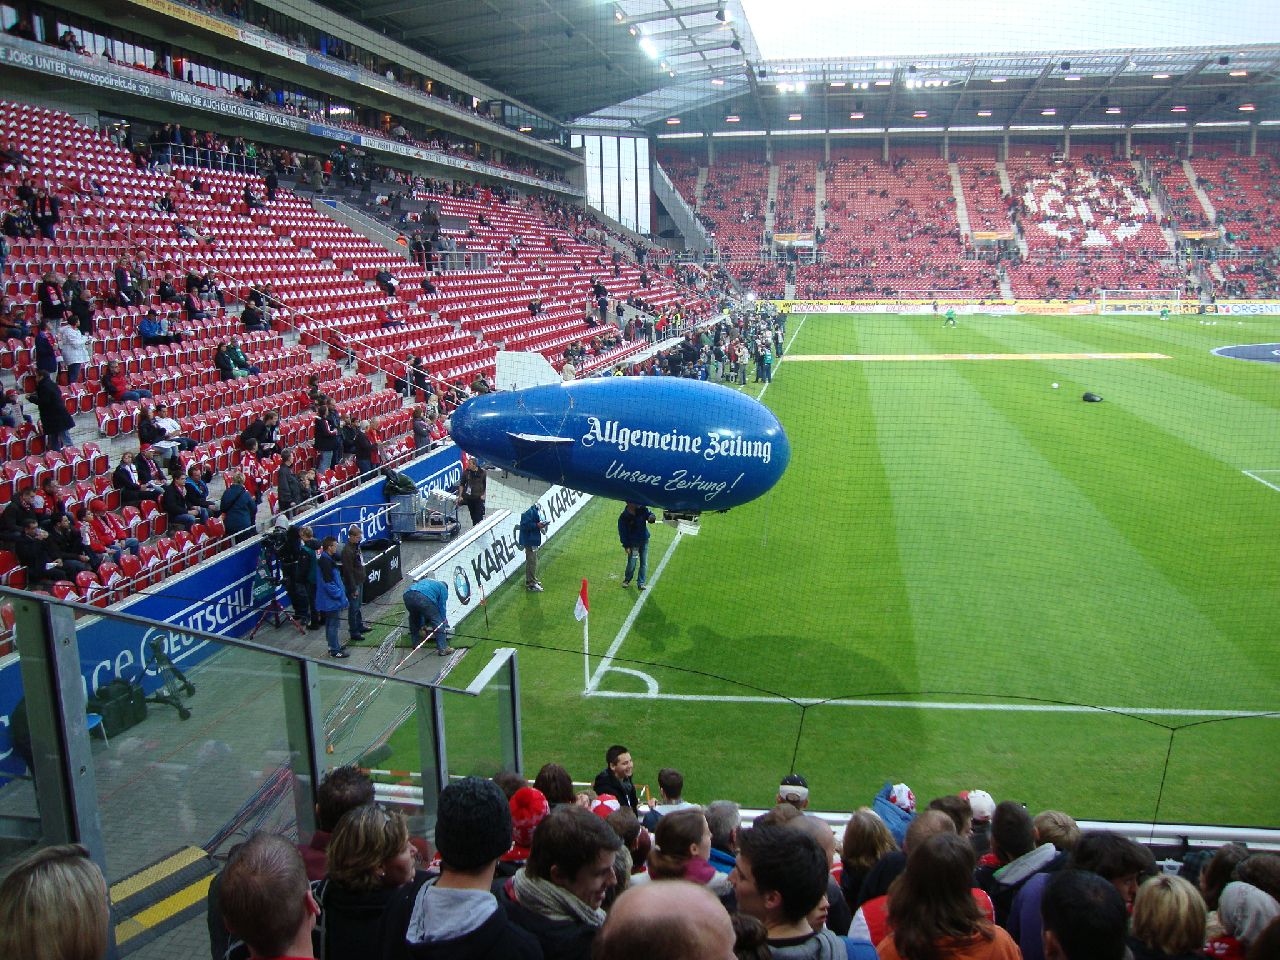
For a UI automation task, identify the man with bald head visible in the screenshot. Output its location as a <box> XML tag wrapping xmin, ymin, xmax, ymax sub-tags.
<box><xmin>591</xmin><ymin>881</ymin><xmax>734</xmax><ymax>960</ymax></box>
<box><xmin>850</xmin><ymin>809</ymin><xmax>996</xmax><ymax>946</ymax></box>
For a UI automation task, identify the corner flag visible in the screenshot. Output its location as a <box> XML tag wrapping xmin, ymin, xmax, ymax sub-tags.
<box><xmin>574</xmin><ymin>579</ymin><xmax>589</xmax><ymax>621</ymax></box>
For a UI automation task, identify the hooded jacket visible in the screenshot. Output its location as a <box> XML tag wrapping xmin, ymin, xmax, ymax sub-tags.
<box><xmin>383</xmin><ymin>878</ymin><xmax>542</xmax><ymax>960</ymax></box>
<box><xmin>768</xmin><ymin>928</ymin><xmax>876</xmax><ymax>960</ymax></box>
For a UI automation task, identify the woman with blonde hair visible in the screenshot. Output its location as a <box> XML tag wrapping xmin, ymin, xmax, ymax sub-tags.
<box><xmin>1128</xmin><ymin>875</ymin><xmax>1207</xmax><ymax>960</ymax></box>
<box><xmin>841</xmin><ymin>807</ymin><xmax>898</xmax><ymax>911</ymax></box>
<box><xmin>0</xmin><ymin>843</ymin><xmax>110</xmax><ymax>960</ymax></box>
<box><xmin>320</xmin><ymin>803</ymin><xmax>423</xmax><ymax>960</ymax></box>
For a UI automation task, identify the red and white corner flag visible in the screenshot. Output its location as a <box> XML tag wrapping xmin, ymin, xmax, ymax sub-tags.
<box><xmin>577</xmin><ymin>579</ymin><xmax>591</xmax><ymax>690</ymax></box>
<box><xmin>574</xmin><ymin>579</ymin><xmax>589</xmax><ymax>621</ymax></box>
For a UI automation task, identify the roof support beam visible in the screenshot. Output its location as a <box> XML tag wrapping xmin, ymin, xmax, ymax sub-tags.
<box><xmin>620</xmin><ymin>3</ymin><xmax>723</xmax><ymax>26</ymax></box>
<box><xmin>1006</xmin><ymin>62</ymin><xmax>1055</xmax><ymax>126</ymax></box>
<box><xmin>1131</xmin><ymin>56</ymin><xmax>1214</xmax><ymax>123</ymax></box>
<box><xmin>945</xmin><ymin>63</ymin><xmax>979</xmax><ymax>129</ymax></box>
<box><xmin>1065</xmin><ymin>56</ymin><xmax>1135</xmax><ymax>127</ymax></box>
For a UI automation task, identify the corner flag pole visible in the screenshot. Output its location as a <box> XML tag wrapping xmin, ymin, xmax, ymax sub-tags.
<box><xmin>575</xmin><ymin>579</ymin><xmax>590</xmax><ymax>690</ymax></box>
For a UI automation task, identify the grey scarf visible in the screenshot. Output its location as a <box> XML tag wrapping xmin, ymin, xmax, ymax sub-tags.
<box><xmin>510</xmin><ymin>867</ymin><xmax>606</xmax><ymax>928</ymax></box>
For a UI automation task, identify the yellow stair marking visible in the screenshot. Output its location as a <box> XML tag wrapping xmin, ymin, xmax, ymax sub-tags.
<box><xmin>115</xmin><ymin>874</ymin><xmax>215</xmax><ymax>944</ymax></box>
<box><xmin>110</xmin><ymin>846</ymin><xmax>207</xmax><ymax>902</ymax></box>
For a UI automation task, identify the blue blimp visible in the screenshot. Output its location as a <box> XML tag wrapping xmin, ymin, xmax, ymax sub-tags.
<box><xmin>449</xmin><ymin>378</ymin><xmax>791</xmax><ymax>513</ymax></box>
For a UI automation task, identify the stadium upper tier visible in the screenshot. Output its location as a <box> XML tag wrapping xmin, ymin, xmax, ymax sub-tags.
<box><xmin>656</xmin><ymin>139</ymin><xmax>1278</xmax><ymax>300</ymax></box>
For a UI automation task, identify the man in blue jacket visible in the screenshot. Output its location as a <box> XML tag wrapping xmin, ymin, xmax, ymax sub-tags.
<box><xmin>402</xmin><ymin>577</ymin><xmax>455</xmax><ymax>656</ymax></box>
<box><xmin>516</xmin><ymin>503</ymin><xmax>548</xmax><ymax>593</ymax></box>
<box><xmin>315</xmin><ymin>536</ymin><xmax>349</xmax><ymax>658</ymax></box>
<box><xmin>618</xmin><ymin>502</ymin><xmax>656</xmax><ymax>590</ymax></box>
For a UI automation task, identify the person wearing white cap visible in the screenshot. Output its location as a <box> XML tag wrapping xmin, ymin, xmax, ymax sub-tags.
<box><xmin>777</xmin><ymin>774</ymin><xmax>810</xmax><ymax>810</ymax></box>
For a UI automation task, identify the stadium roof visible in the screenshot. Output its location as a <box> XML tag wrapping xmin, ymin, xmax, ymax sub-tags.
<box><xmin>310</xmin><ymin>0</ymin><xmax>1277</xmax><ymax>134</ymax></box>
<box><xmin>313</xmin><ymin>0</ymin><xmax>761</xmax><ymax>122</ymax></box>
<box><xmin>641</xmin><ymin>43</ymin><xmax>1280</xmax><ymax>135</ymax></box>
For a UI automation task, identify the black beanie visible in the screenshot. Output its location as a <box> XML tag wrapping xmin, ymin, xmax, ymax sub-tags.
<box><xmin>435</xmin><ymin>777</ymin><xmax>512</xmax><ymax>870</ymax></box>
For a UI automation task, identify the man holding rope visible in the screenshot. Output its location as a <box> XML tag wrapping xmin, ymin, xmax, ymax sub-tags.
<box><xmin>402</xmin><ymin>577</ymin><xmax>456</xmax><ymax>657</ymax></box>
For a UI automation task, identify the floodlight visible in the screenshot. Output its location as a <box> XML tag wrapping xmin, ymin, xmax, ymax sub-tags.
<box><xmin>1238</xmin><ymin>103</ymin><xmax>1256</xmax><ymax>111</ymax></box>
<box><xmin>639</xmin><ymin>37</ymin><xmax>658</xmax><ymax>59</ymax></box>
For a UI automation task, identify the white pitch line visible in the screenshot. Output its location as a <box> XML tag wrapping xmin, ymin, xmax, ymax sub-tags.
<box><xmin>1243</xmin><ymin>469</ymin><xmax>1280</xmax><ymax>493</ymax></box>
<box><xmin>583</xmin><ymin>689</ymin><xmax>1278</xmax><ymax>718</ymax></box>
<box><xmin>585</xmin><ymin>530</ymin><xmax>686</xmax><ymax>692</ymax></box>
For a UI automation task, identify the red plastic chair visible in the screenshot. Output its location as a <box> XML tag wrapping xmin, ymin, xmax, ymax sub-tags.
<box><xmin>75</xmin><ymin>570</ymin><xmax>107</xmax><ymax>608</ymax></box>
<box><xmin>141</xmin><ymin>500</ymin><xmax>166</xmax><ymax>537</ymax></box>
<box><xmin>117</xmin><ymin>553</ymin><xmax>142</xmax><ymax>587</ymax></box>
<box><xmin>50</xmin><ymin>580</ymin><xmax>79</xmax><ymax>603</ymax></box>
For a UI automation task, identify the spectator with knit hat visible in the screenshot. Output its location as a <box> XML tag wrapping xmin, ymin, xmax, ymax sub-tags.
<box><xmin>962</xmin><ymin>789</ymin><xmax>996</xmax><ymax>858</ymax></box>
<box><xmin>86</xmin><ymin>499</ymin><xmax>140</xmax><ymax>561</ymax></box>
<box><xmin>778</xmin><ymin>774</ymin><xmax>811</xmax><ymax>810</ymax></box>
<box><xmin>500</xmin><ymin>786</ymin><xmax>551</xmax><ymax>878</ymax></box>
<box><xmin>382</xmin><ymin>776</ymin><xmax>541</xmax><ymax>959</ymax></box>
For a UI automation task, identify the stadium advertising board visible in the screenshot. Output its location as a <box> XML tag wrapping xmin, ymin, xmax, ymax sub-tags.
<box><xmin>0</xmin><ymin>447</ymin><xmax>461</xmax><ymax>782</ymax></box>
<box><xmin>417</xmin><ymin>485</ymin><xmax>591</xmax><ymax>626</ymax></box>
<box><xmin>1212</xmin><ymin>301</ymin><xmax>1280</xmax><ymax>316</ymax></box>
<box><xmin>775</xmin><ymin>300</ymin><xmax>1015</xmax><ymax>316</ymax></box>
<box><xmin>125</xmin><ymin>0</ymin><xmax>241</xmax><ymax>38</ymax></box>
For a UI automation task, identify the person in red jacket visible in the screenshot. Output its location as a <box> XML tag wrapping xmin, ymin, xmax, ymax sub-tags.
<box><xmin>85</xmin><ymin>499</ymin><xmax>141</xmax><ymax>562</ymax></box>
<box><xmin>102</xmin><ymin>360</ymin><xmax>153</xmax><ymax>403</ymax></box>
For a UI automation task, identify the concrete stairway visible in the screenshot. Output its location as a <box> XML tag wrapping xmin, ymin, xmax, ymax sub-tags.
<box><xmin>1134</xmin><ymin>161</ymin><xmax>1178</xmax><ymax>254</ymax></box>
<box><xmin>814</xmin><ymin>165</ymin><xmax>827</xmax><ymax>232</ymax></box>
<box><xmin>765</xmin><ymin>164</ymin><xmax>779</xmax><ymax>234</ymax></box>
<box><xmin>1182</xmin><ymin>159</ymin><xmax>1218</xmax><ymax>225</ymax></box>
<box><xmin>948</xmin><ymin>162</ymin><xmax>972</xmax><ymax>236</ymax></box>
<box><xmin>695</xmin><ymin>167</ymin><xmax>708</xmax><ymax>207</ymax></box>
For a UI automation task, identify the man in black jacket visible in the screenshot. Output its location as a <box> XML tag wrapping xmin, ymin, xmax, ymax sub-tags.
<box><xmin>0</xmin><ymin>488</ymin><xmax>40</xmax><ymax>542</ymax></box>
<box><xmin>383</xmin><ymin>777</ymin><xmax>541</xmax><ymax>959</ymax></box>
<box><xmin>28</xmin><ymin>368</ymin><xmax>74</xmax><ymax>451</ymax></box>
<box><xmin>15</xmin><ymin>519</ymin><xmax>69</xmax><ymax>584</ymax></box>
<box><xmin>47</xmin><ymin>511</ymin><xmax>98</xmax><ymax>576</ymax></box>
<box><xmin>592</xmin><ymin>745</ymin><xmax>639</xmax><ymax>814</ymax></box>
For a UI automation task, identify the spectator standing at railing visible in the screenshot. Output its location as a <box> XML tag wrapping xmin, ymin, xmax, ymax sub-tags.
<box><xmin>316</xmin><ymin>536</ymin><xmax>349</xmax><ymax>658</ymax></box>
<box><xmin>57</xmin><ymin>317</ymin><xmax>90</xmax><ymax>389</ymax></box>
<box><xmin>340</xmin><ymin>525</ymin><xmax>369</xmax><ymax>644</ymax></box>
<box><xmin>29</xmin><ymin>188</ymin><xmax>60</xmax><ymax>241</ymax></box>
<box><xmin>314</xmin><ymin>400</ymin><xmax>340</xmax><ymax>472</ymax></box>
<box><xmin>38</xmin><ymin>273</ymin><xmax>67</xmax><ymax>323</ymax></box>
<box><xmin>219</xmin><ymin>471</ymin><xmax>256</xmax><ymax>542</ymax></box>
<box><xmin>28</xmin><ymin>368</ymin><xmax>74</xmax><ymax>452</ymax></box>
<box><xmin>113</xmin><ymin>259</ymin><xmax>141</xmax><ymax>307</ymax></box>
<box><xmin>69</xmin><ymin>288</ymin><xmax>96</xmax><ymax>336</ymax></box>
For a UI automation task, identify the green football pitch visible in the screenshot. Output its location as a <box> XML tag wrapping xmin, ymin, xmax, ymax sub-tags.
<box><xmin>393</xmin><ymin>312</ymin><xmax>1280</xmax><ymax>827</ymax></box>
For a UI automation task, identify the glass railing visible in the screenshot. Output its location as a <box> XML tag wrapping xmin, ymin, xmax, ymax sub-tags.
<box><xmin>0</xmin><ymin>585</ymin><xmax>521</xmax><ymax>958</ymax></box>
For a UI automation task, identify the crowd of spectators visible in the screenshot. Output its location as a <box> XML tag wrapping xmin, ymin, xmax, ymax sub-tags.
<box><xmin>10</xmin><ymin>748</ymin><xmax>1278</xmax><ymax>960</ymax></box>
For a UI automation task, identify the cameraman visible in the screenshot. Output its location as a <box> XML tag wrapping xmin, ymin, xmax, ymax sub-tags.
<box><xmin>279</xmin><ymin>525</ymin><xmax>319</xmax><ymax>630</ymax></box>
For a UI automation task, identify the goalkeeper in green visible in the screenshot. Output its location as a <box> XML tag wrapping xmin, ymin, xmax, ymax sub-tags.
<box><xmin>944</xmin><ymin>307</ymin><xmax>957</xmax><ymax>327</ymax></box>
